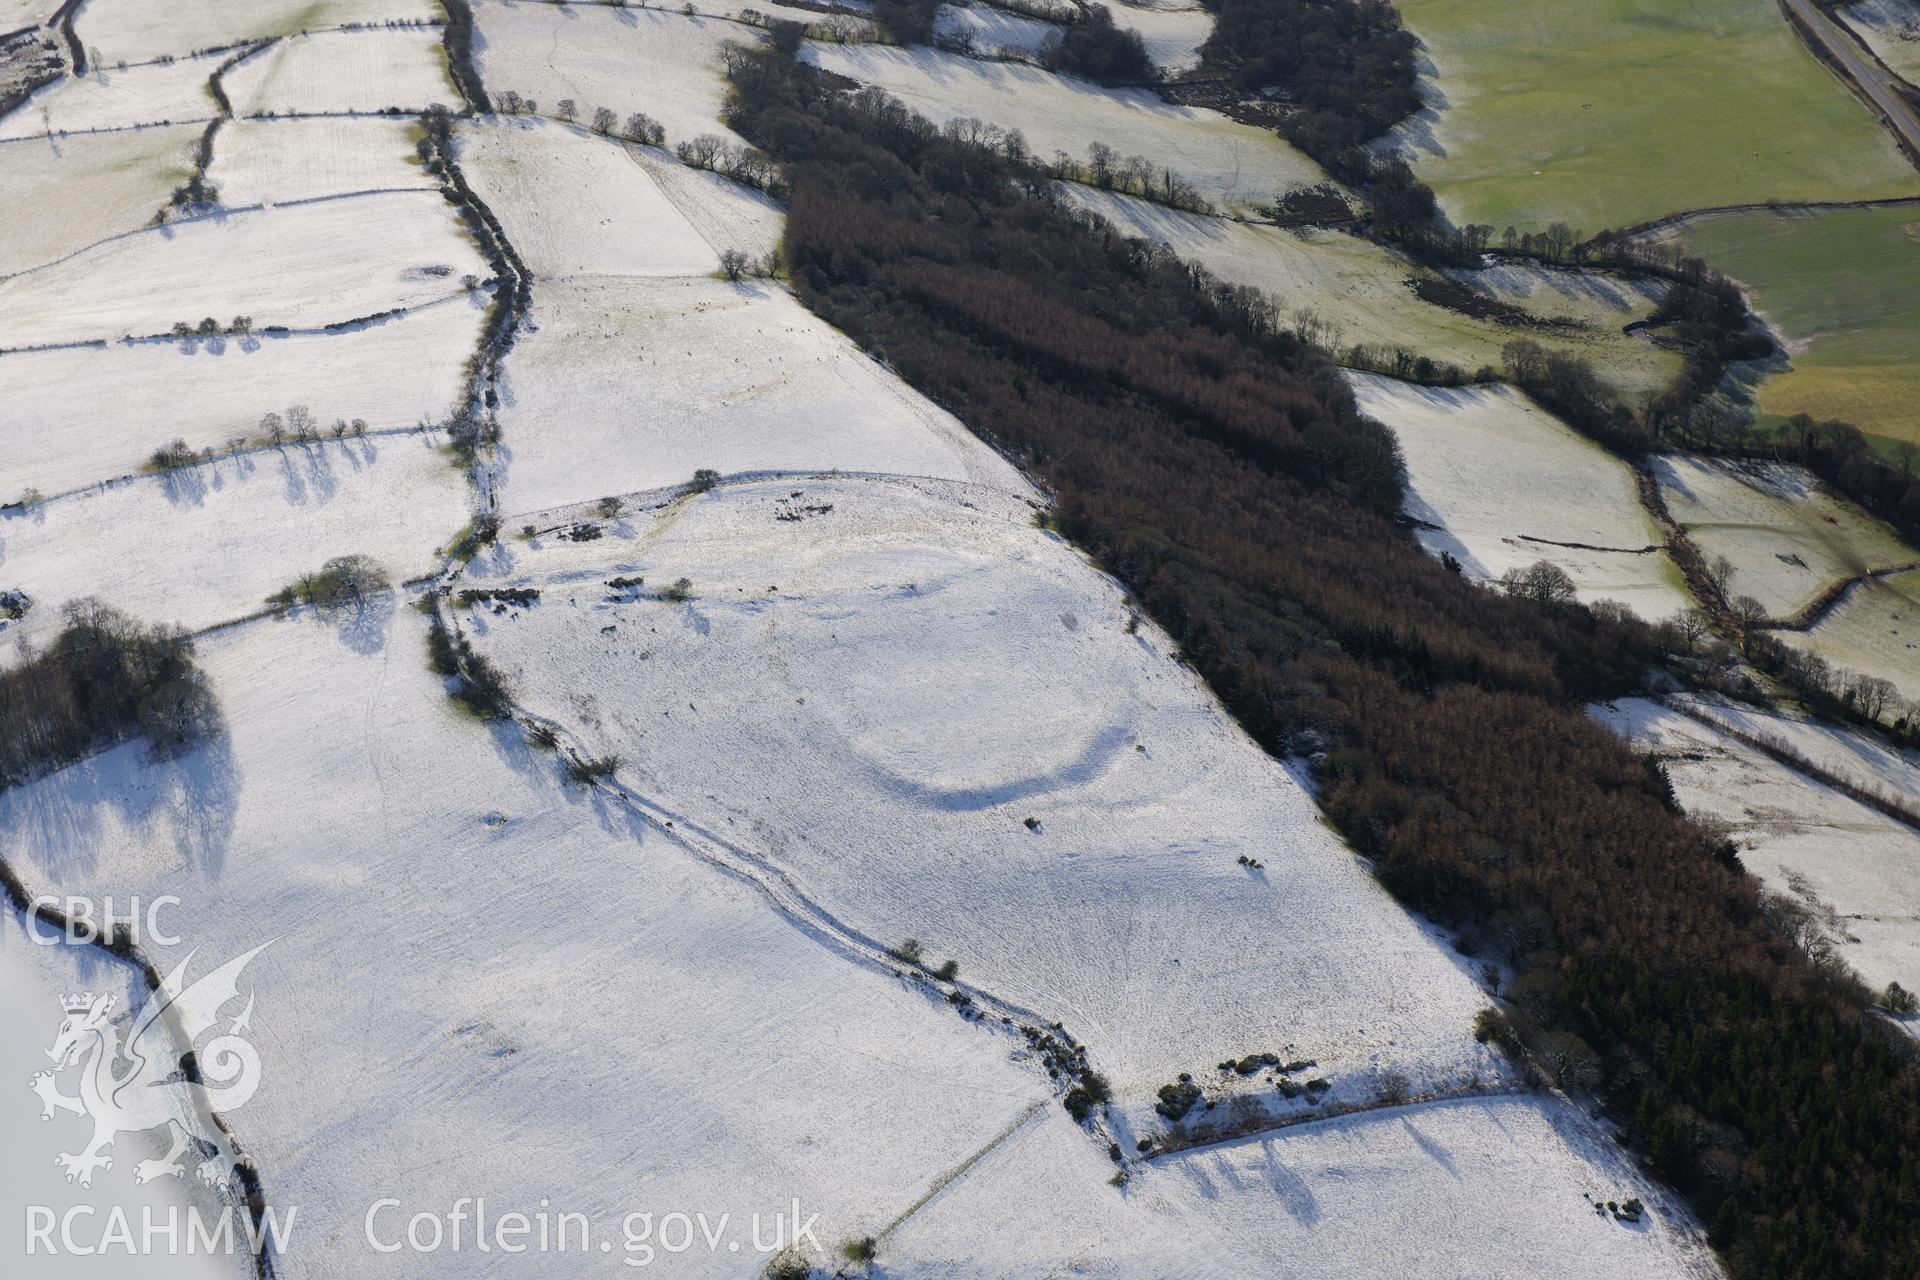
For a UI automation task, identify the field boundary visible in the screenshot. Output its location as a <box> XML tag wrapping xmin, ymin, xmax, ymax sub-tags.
<box><xmin>1758</xmin><ymin>560</ymin><xmax>1920</xmax><ymax>631</ymax></box>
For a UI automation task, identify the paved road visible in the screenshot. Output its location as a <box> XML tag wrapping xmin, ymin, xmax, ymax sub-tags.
<box><xmin>1782</xmin><ymin>0</ymin><xmax>1920</xmax><ymax>165</ymax></box>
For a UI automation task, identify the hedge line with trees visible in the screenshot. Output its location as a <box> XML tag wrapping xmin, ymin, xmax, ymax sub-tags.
<box><xmin>722</xmin><ymin>30</ymin><xmax>1920</xmax><ymax>1277</ymax></box>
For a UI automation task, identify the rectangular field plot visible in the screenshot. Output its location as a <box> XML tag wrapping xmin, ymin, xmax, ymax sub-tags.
<box><xmin>0</xmin><ymin>190</ymin><xmax>485</xmax><ymax>349</ymax></box>
<box><xmin>1349</xmin><ymin>373</ymin><xmax>1691</xmax><ymax>620</ymax></box>
<box><xmin>1678</xmin><ymin>205</ymin><xmax>1920</xmax><ymax>447</ymax></box>
<box><xmin>456</xmin><ymin>115</ymin><xmax>721</xmax><ymax>278</ymax></box>
<box><xmin>1067</xmin><ymin>186</ymin><xmax>1676</xmax><ymax>398</ymax></box>
<box><xmin>474</xmin><ymin>1</ymin><xmax>756</xmax><ymax>149</ymax></box>
<box><xmin>933</xmin><ymin>4</ymin><xmax>1062</xmax><ymax>59</ymax></box>
<box><xmin>1785</xmin><ymin>568</ymin><xmax>1920</xmax><ymax>704</ymax></box>
<box><xmin>222</xmin><ymin>26</ymin><xmax>455</xmax><ymax>116</ymax></box>
<box><xmin>1654</xmin><ymin>456</ymin><xmax>1914</xmax><ymax>621</ymax></box>
<box><xmin>0</xmin><ymin>123</ymin><xmax>196</xmax><ymax>277</ymax></box>
<box><xmin>805</xmin><ymin>42</ymin><xmax>1327</xmax><ymax>213</ymax></box>
<box><xmin>1389</xmin><ymin>0</ymin><xmax>1920</xmax><ymax>231</ymax></box>
<box><xmin>205</xmin><ymin>115</ymin><xmax>435</xmax><ymax>206</ymax></box>
<box><xmin>0</xmin><ymin>434</ymin><xmax>470</xmax><ymax>651</ymax></box>
<box><xmin>1109</xmin><ymin>0</ymin><xmax>1212</xmax><ymax>75</ymax></box>
<box><xmin>492</xmin><ymin>278</ymin><xmax>1024</xmax><ymax>513</ymax></box>
<box><xmin>75</xmin><ymin>0</ymin><xmax>442</xmax><ymax>67</ymax></box>
<box><xmin>0</xmin><ymin>58</ymin><xmax>217</xmax><ymax>140</ymax></box>
<box><xmin>0</xmin><ymin>301</ymin><xmax>484</xmax><ymax>498</ymax></box>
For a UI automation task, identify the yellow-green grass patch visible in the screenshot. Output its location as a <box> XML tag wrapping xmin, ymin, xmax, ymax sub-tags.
<box><xmin>1680</xmin><ymin>205</ymin><xmax>1920</xmax><ymax>445</ymax></box>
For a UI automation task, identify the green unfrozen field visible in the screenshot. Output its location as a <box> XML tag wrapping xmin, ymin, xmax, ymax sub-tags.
<box><xmin>1680</xmin><ymin>205</ymin><xmax>1920</xmax><ymax>445</ymax></box>
<box><xmin>1390</xmin><ymin>0</ymin><xmax>1920</xmax><ymax>232</ymax></box>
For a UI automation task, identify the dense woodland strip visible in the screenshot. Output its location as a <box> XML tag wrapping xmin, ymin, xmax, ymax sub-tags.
<box><xmin>726</xmin><ymin>31</ymin><xmax>1920</xmax><ymax>1278</ymax></box>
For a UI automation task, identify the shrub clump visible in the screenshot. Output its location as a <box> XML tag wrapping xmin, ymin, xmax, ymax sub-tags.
<box><xmin>1064</xmin><ymin>1067</ymin><xmax>1113</xmax><ymax>1123</ymax></box>
<box><xmin>1155</xmin><ymin>1079</ymin><xmax>1202</xmax><ymax>1121</ymax></box>
<box><xmin>566</xmin><ymin>754</ymin><xmax>622</xmax><ymax>785</ymax></box>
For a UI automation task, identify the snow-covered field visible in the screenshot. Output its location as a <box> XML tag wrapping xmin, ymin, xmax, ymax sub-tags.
<box><xmin>474</xmin><ymin>0</ymin><xmax>757</xmax><ymax>148</ymax></box>
<box><xmin>0</xmin><ymin>124</ymin><xmax>195</xmax><ymax>277</ymax></box>
<box><xmin>928</xmin><ymin>0</ymin><xmax>1210</xmax><ymax>74</ymax></box>
<box><xmin>75</xmin><ymin>0</ymin><xmax>442</xmax><ymax>68</ymax></box>
<box><xmin>0</xmin><ymin>611</ymin><xmax>1055</xmax><ymax>1276</ymax></box>
<box><xmin>1598</xmin><ymin>697</ymin><xmax>1920</xmax><ymax>1000</ymax></box>
<box><xmin>460</xmin><ymin>474</ymin><xmax>1508</xmax><ymax>1127</ymax></box>
<box><xmin>493</xmin><ymin>278</ymin><xmax>1024</xmax><ymax>513</ymax></box>
<box><xmin>0</xmin><ymin>58</ymin><xmax>217</xmax><ymax>140</ymax></box>
<box><xmin>0</xmin><ymin>5</ymin><xmax>1789</xmax><ymax>1275</ymax></box>
<box><xmin>1655</xmin><ymin>455</ymin><xmax>1914</xmax><ymax>620</ymax></box>
<box><xmin>0</xmin><ymin>434</ymin><xmax>471</xmax><ymax>652</ymax></box>
<box><xmin>1067</xmin><ymin>185</ymin><xmax>1676</xmax><ymax>397</ymax></box>
<box><xmin>222</xmin><ymin>27</ymin><xmax>455</xmax><ymax>116</ymax></box>
<box><xmin>457</xmin><ymin>116</ymin><xmax>724</xmax><ymax>278</ymax></box>
<box><xmin>624</xmin><ymin>142</ymin><xmax>784</xmax><ymax>262</ymax></box>
<box><xmin>884</xmin><ymin>1091</ymin><xmax>1713</xmax><ymax>1279</ymax></box>
<box><xmin>1785</xmin><ymin>568</ymin><xmax>1920</xmax><ymax>704</ymax></box>
<box><xmin>0</xmin><ymin>0</ymin><xmax>56</xmax><ymax>31</ymax></box>
<box><xmin>0</xmin><ymin>302</ymin><xmax>484</xmax><ymax>499</ymax></box>
<box><xmin>1107</xmin><ymin>0</ymin><xmax>1212</xmax><ymax>74</ymax></box>
<box><xmin>1681</xmin><ymin>695</ymin><xmax>1920</xmax><ymax>808</ymax></box>
<box><xmin>933</xmin><ymin>3</ymin><xmax>1062</xmax><ymax>59</ymax></box>
<box><xmin>0</xmin><ymin>191</ymin><xmax>485</xmax><ymax>349</ymax></box>
<box><xmin>205</xmin><ymin>115</ymin><xmax>433</xmax><ymax>205</ymax></box>
<box><xmin>804</xmin><ymin>42</ymin><xmax>1327</xmax><ymax>212</ymax></box>
<box><xmin>1349</xmin><ymin>373</ymin><xmax>1691</xmax><ymax>619</ymax></box>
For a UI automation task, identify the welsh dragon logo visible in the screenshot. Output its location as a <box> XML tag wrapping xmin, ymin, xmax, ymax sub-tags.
<box><xmin>29</xmin><ymin>943</ymin><xmax>270</xmax><ymax>1190</ymax></box>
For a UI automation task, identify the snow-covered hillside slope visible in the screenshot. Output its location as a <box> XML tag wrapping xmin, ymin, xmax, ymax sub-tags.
<box><xmin>459</xmin><ymin>474</ymin><xmax>1506</xmax><ymax>1129</ymax></box>
<box><xmin>0</xmin><ymin>2</ymin><xmax>1735</xmax><ymax>1276</ymax></box>
<box><xmin>1349</xmin><ymin>373</ymin><xmax>1691</xmax><ymax>620</ymax></box>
